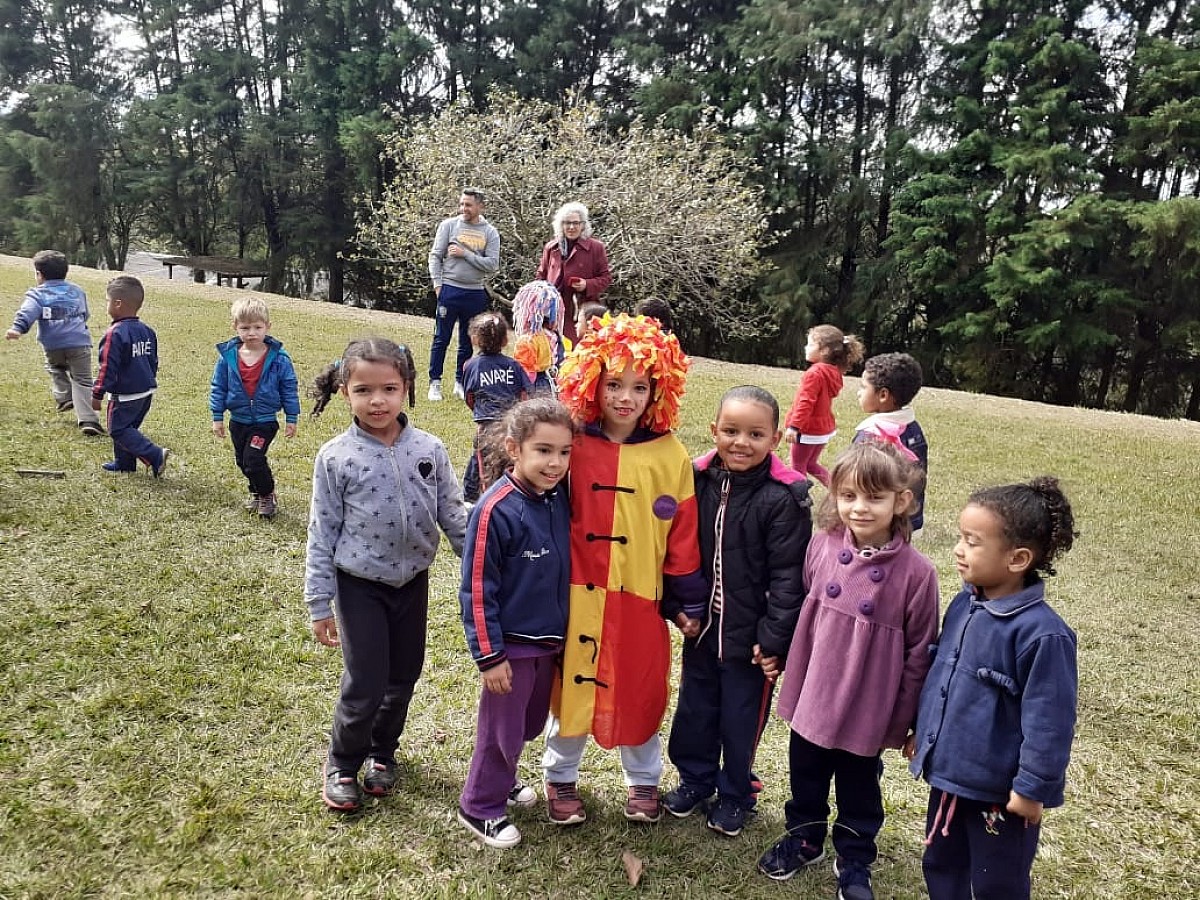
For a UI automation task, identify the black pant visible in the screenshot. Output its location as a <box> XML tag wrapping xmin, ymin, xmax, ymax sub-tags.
<box><xmin>327</xmin><ymin>569</ymin><xmax>428</xmax><ymax>773</ymax></box>
<box><xmin>229</xmin><ymin>420</ymin><xmax>278</xmax><ymax>496</ymax></box>
<box><xmin>667</xmin><ymin>627</ymin><xmax>774</xmax><ymax>807</ymax></box>
<box><xmin>922</xmin><ymin>787</ymin><xmax>1041</xmax><ymax>900</ymax></box>
<box><xmin>784</xmin><ymin>731</ymin><xmax>885</xmax><ymax>865</ymax></box>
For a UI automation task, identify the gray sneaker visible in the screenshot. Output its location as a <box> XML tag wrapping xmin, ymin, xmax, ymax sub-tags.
<box><xmin>428</xmin><ymin>380</ymin><xmax>443</xmax><ymax>401</ymax></box>
<box><xmin>258</xmin><ymin>493</ymin><xmax>278</xmax><ymax>519</ymax></box>
<box><xmin>244</xmin><ymin>494</ymin><xmax>261</xmax><ymax>512</ymax></box>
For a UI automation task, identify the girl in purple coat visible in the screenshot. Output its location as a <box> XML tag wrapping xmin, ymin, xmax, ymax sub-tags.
<box><xmin>758</xmin><ymin>441</ymin><xmax>939</xmax><ymax>900</ymax></box>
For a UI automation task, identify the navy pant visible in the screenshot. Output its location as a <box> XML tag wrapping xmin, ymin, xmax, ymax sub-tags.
<box><xmin>922</xmin><ymin>788</ymin><xmax>1041</xmax><ymax>900</ymax></box>
<box><xmin>105</xmin><ymin>395</ymin><xmax>164</xmax><ymax>472</ymax></box>
<box><xmin>429</xmin><ymin>284</ymin><xmax>488</xmax><ymax>385</ymax></box>
<box><xmin>667</xmin><ymin>628</ymin><xmax>774</xmax><ymax>808</ymax></box>
<box><xmin>327</xmin><ymin>569</ymin><xmax>428</xmax><ymax>773</ymax></box>
<box><xmin>229</xmin><ymin>420</ymin><xmax>278</xmax><ymax>495</ymax></box>
<box><xmin>784</xmin><ymin>731</ymin><xmax>885</xmax><ymax>865</ymax></box>
<box><xmin>459</xmin><ymin>652</ymin><xmax>557</xmax><ymax>819</ymax></box>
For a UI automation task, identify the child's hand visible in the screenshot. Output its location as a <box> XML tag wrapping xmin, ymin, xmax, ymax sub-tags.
<box><xmin>5</xmin><ymin>328</ymin><xmax>21</xmax><ymax>340</ymax></box>
<box><xmin>752</xmin><ymin>644</ymin><xmax>781</xmax><ymax>682</ymax></box>
<box><xmin>91</xmin><ymin>398</ymin><xmax>101</xmax><ymax>412</ymax></box>
<box><xmin>1006</xmin><ymin>791</ymin><xmax>1043</xmax><ymax>825</ymax></box>
<box><xmin>674</xmin><ymin>613</ymin><xmax>701</xmax><ymax>639</ymax></box>
<box><xmin>902</xmin><ymin>733</ymin><xmax>917</xmax><ymax>760</ymax></box>
<box><xmin>285</xmin><ymin>423</ymin><xmax>297</xmax><ymax>438</ymax></box>
<box><xmin>784</xmin><ymin>427</ymin><xmax>798</xmax><ymax>445</ymax></box>
<box><xmin>482</xmin><ymin>661</ymin><xmax>513</xmax><ymax>695</ymax></box>
<box><xmin>212</xmin><ymin>421</ymin><xmax>226</xmax><ymax>439</ymax></box>
<box><xmin>312</xmin><ymin>616</ymin><xmax>339</xmax><ymax>647</ymax></box>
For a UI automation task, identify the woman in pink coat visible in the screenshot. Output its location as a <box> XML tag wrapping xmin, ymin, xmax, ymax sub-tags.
<box><xmin>536</xmin><ymin>202</ymin><xmax>612</xmax><ymax>345</ymax></box>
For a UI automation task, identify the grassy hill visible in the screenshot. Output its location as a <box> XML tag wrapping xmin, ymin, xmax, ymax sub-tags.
<box><xmin>0</xmin><ymin>255</ymin><xmax>1196</xmax><ymax>898</ymax></box>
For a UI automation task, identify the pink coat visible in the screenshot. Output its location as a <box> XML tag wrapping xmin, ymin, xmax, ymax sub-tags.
<box><xmin>776</xmin><ymin>528</ymin><xmax>939</xmax><ymax>756</ymax></box>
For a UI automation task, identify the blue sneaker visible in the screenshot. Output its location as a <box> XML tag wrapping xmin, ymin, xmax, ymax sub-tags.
<box><xmin>757</xmin><ymin>834</ymin><xmax>825</xmax><ymax>880</ymax></box>
<box><xmin>662</xmin><ymin>783</ymin><xmax>712</xmax><ymax>818</ymax></box>
<box><xmin>834</xmin><ymin>857</ymin><xmax>874</xmax><ymax>900</ymax></box>
<box><xmin>102</xmin><ymin>461</ymin><xmax>135</xmax><ymax>473</ymax></box>
<box><xmin>706</xmin><ymin>796</ymin><xmax>754</xmax><ymax>836</ymax></box>
<box><xmin>151</xmin><ymin>448</ymin><xmax>170</xmax><ymax>478</ymax></box>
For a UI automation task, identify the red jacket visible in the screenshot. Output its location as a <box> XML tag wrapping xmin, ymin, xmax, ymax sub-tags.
<box><xmin>536</xmin><ymin>236</ymin><xmax>612</xmax><ymax>343</ymax></box>
<box><xmin>785</xmin><ymin>361</ymin><xmax>843</xmax><ymax>434</ymax></box>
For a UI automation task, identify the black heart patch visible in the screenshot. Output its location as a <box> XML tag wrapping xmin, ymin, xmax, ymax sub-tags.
<box><xmin>418</xmin><ymin>460</ymin><xmax>433</xmax><ymax>478</ymax></box>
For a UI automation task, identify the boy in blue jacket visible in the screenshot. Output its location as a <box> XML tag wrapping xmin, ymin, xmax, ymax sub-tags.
<box><xmin>92</xmin><ymin>275</ymin><xmax>168</xmax><ymax>476</ymax></box>
<box><xmin>6</xmin><ymin>250</ymin><xmax>104</xmax><ymax>436</ymax></box>
<box><xmin>210</xmin><ymin>297</ymin><xmax>300</xmax><ymax>518</ymax></box>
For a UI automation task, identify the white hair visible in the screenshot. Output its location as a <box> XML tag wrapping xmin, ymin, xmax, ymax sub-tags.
<box><xmin>551</xmin><ymin>202</ymin><xmax>593</xmax><ymax>240</ymax></box>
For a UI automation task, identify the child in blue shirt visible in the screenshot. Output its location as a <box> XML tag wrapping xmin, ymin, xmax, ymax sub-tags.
<box><xmin>5</xmin><ymin>250</ymin><xmax>103</xmax><ymax>436</ymax></box>
<box><xmin>854</xmin><ymin>353</ymin><xmax>928</xmax><ymax>531</ymax></box>
<box><xmin>461</xmin><ymin>311</ymin><xmax>531</xmax><ymax>503</ymax></box>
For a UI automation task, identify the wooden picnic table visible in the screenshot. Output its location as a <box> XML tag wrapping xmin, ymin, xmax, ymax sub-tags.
<box><xmin>160</xmin><ymin>255</ymin><xmax>270</xmax><ymax>288</ymax></box>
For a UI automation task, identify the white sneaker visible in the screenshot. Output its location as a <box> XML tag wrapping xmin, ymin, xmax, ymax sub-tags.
<box><xmin>507</xmin><ymin>781</ymin><xmax>537</xmax><ymax>808</ymax></box>
<box><xmin>428</xmin><ymin>380</ymin><xmax>443</xmax><ymax>402</ymax></box>
<box><xmin>453</xmin><ymin>381</ymin><xmax>466</xmax><ymax>400</ymax></box>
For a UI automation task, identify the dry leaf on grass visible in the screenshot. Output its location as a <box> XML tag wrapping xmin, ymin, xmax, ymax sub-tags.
<box><xmin>621</xmin><ymin>850</ymin><xmax>644</xmax><ymax>887</ymax></box>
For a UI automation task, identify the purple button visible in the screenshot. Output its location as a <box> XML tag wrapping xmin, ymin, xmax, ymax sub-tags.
<box><xmin>869</xmin><ymin>567</ymin><xmax>884</xmax><ymax>583</ymax></box>
<box><xmin>826</xmin><ymin>583</ymin><xmax>842</xmax><ymax>598</ymax></box>
<box><xmin>837</xmin><ymin>549</ymin><xmax>854</xmax><ymax>564</ymax></box>
<box><xmin>859</xmin><ymin>600</ymin><xmax>875</xmax><ymax>615</ymax></box>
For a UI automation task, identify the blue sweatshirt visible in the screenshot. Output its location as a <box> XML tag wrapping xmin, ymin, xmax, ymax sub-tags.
<box><xmin>463</xmin><ymin>352</ymin><xmax>531</xmax><ymax>422</ymax></box>
<box><xmin>94</xmin><ymin>317</ymin><xmax>158</xmax><ymax>401</ymax></box>
<box><xmin>909</xmin><ymin>580</ymin><xmax>1077</xmax><ymax>807</ymax></box>
<box><xmin>10</xmin><ymin>280</ymin><xmax>92</xmax><ymax>351</ymax></box>
<box><xmin>210</xmin><ymin>335</ymin><xmax>301</xmax><ymax>425</ymax></box>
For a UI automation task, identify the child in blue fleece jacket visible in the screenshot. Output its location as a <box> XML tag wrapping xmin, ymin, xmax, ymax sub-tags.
<box><xmin>457</xmin><ymin>397</ymin><xmax>574</xmax><ymax>850</ymax></box>
<box><xmin>907</xmin><ymin>476</ymin><xmax>1078</xmax><ymax>900</ymax></box>
<box><xmin>209</xmin><ymin>297</ymin><xmax>300</xmax><ymax>517</ymax></box>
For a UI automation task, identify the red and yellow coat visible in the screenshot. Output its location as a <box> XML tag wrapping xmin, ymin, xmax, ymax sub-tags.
<box><xmin>554</xmin><ymin>430</ymin><xmax>701</xmax><ymax>748</ymax></box>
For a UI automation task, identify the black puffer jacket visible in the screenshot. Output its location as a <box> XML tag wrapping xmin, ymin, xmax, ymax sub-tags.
<box><xmin>690</xmin><ymin>450</ymin><xmax>812</xmax><ymax>661</ymax></box>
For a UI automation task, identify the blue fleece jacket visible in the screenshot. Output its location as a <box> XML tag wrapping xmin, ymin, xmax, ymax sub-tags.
<box><xmin>460</xmin><ymin>473</ymin><xmax>570</xmax><ymax>671</ymax></box>
<box><xmin>10</xmin><ymin>280</ymin><xmax>92</xmax><ymax>351</ymax></box>
<box><xmin>210</xmin><ymin>336</ymin><xmax>301</xmax><ymax>425</ymax></box>
<box><xmin>909</xmin><ymin>580</ymin><xmax>1077</xmax><ymax>808</ymax></box>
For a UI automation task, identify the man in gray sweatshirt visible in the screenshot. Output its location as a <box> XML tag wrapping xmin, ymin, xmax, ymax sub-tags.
<box><xmin>427</xmin><ymin>188</ymin><xmax>500</xmax><ymax>401</ymax></box>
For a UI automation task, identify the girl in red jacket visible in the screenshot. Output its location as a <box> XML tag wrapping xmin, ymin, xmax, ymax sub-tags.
<box><xmin>784</xmin><ymin>325</ymin><xmax>864</xmax><ymax>486</ymax></box>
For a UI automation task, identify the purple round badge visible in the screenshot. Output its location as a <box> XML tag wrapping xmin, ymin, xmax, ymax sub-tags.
<box><xmin>837</xmin><ymin>549</ymin><xmax>854</xmax><ymax>565</ymax></box>
<box><xmin>653</xmin><ymin>495</ymin><xmax>678</xmax><ymax>520</ymax></box>
<box><xmin>868</xmin><ymin>567</ymin><xmax>885</xmax><ymax>583</ymax></box>
<box><xmin>859</xmin><ymin>600</ymin><xmax>876</xmax><ymax>616</ymax></box>
<box><xmin>826</xmin><ymin>583</ymin><xmax>842</xmax><ymax>598</ymax></box>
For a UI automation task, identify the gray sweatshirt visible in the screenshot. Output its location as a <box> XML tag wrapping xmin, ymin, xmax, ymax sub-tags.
<box><xmin>304</xmin><ymin>417</ymin><xmax>467</xmax><ymax>621</ymax></box>
<box><xmin>428</xmin><ymin>215</ymin><xmax>501</xmax><ymax>290</ymax></box>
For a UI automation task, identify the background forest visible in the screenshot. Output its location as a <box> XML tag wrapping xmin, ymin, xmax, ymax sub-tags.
<box><xmin>1</xmin><ymin>0</ymin><xmax>1199</xmax><ymax>418</ymax></box>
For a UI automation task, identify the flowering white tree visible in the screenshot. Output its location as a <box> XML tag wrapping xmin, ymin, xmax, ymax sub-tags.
<box><xmin>356</xmin><ymin>92</ymin><xmax>772</xmax><ymax>339</ymax></box>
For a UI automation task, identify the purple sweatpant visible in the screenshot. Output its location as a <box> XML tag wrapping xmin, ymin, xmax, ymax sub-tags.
<box><xmin>459</xmin><ymin>651</ymin><xmax>557</xmax><ymax>820</ymax></box>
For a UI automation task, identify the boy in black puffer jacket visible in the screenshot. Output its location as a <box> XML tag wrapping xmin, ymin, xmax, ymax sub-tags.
<box><xmin>663</xmin><ymin>385</ymin><xmax>812</xmax><ymax>836</ymax></box>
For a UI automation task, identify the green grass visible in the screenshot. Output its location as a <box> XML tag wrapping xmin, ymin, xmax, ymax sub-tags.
<box><xmin>1</xmin><ymin>253</ymin><xmax>1197</xmax><ymax>898</ymax></box>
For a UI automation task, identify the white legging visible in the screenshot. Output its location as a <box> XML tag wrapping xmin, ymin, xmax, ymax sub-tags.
<box><xmin>541</xmin><ymin>715</ymin><xmax>663</xmax><ymax>786</ymax></box>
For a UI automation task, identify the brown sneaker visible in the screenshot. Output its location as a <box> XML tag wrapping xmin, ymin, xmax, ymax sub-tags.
<box><xmin>624</xmin><ymin>784</ymin><xmax>662</xmax><ymax>823</ymax></box>
<box><xmin>545</xmin><ymin>781</ymin><xmax>586</xmax><ymax>825</ymax></box>
<box><xmin>258</xmin><ymin>492</ymin><xmax>278</xmax><ymax>519</ymax></box>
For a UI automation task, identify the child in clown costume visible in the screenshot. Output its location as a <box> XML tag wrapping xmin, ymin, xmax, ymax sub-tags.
<box><xmin>511</xmin><ymin>280</ymin><xmax>567</xmax><ymax>396</ymax></box>
<box><xmin>541</xmin><ymin>312</ymin><xmax>708</xmax><ymax>825</ymax></box>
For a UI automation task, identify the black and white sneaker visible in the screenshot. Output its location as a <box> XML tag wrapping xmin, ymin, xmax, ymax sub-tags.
<box><xmin>507</xmin><ymin>781</ymin><xmax>537</xmax><ymax>808</ymax></box>
<box><xmin>458</xmin><ymin>807</ymin><xmax>521</xmax><ymax>848</ymax></box>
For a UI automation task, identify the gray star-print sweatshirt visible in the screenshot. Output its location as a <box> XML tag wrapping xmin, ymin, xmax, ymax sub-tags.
<box><xmin>304</xmin><ymin>417</ymin><xmax>467</xmax><ymax>621</ymax></box>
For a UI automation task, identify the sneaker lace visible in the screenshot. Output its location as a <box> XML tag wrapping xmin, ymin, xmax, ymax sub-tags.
<box><xmin>630</xmin><ymin>785</ymin><xmax>656</xmax><ymax>801</ymax></box>
<box><xmin>551</xmin><ymin>782</ymin><xmax>579</xmax><ymax>801</ymax></box>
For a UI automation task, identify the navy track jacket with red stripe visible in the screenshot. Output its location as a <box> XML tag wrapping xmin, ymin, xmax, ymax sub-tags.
<box><xmin>459</xmin><ymin>473</ymin><xmax>570</xmax><ymax>671</ymax></box>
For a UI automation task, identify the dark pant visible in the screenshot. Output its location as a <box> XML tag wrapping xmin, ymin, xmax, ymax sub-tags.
<box><xmin>229</xmin><ymin>420</ymin><xmax>278</xmax><ymax>495</ymax></box>
<box><xmin>459</xmin><ymin>653</ymin><xmax>557</xmax><ymax>819</ymax></box>
<box><xmin>667</xmin><ymin>628</ymin><xmax>774</xmax><ymax>807</ymax></box>
<box><xmin>784</xmin><ymin>731</ymin><xmax>885</xmax><ymax>865</ymax></box>
<box><xmin>462</xmin><ymin>425</ymin><xmax>485</xmax><ymax>503</ymax></box>
<box><xmin>922</xmin><ymin>788</ymin><xmax>1041</xmax><ymax>900</ymax></box>
<box><xmin>327</xmin><ymin>569</ymin><xmax>428</xmax><ymax>773</ymax></box>
<box><xmin>429</xmin><ymin>284</ymin><xmax>488</xmax><ymax>385</ymax></box>
<box><xmin>105</xmin><ymin>395</ymin><xmax>163</xmax><ymax>472</ymax></box>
